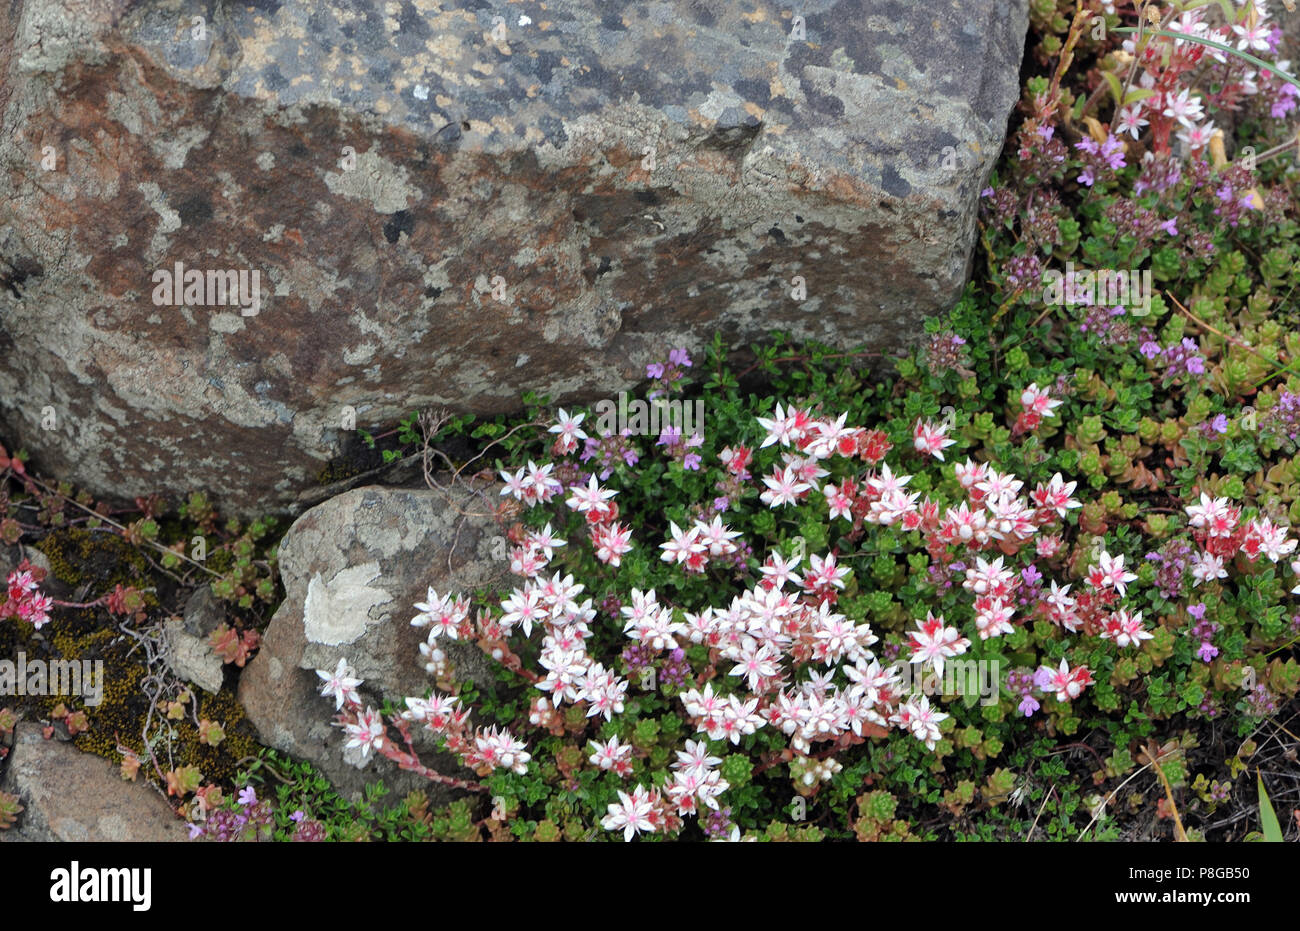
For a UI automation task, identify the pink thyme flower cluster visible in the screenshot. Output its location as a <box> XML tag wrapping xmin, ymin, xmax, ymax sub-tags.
<box><xmin>645</xmin><ymin>347</ymin><xmax>693</xmax><ymax>397</ymax></box>
<box><xmin>4</xmin><ymin>563</ymin><xmax>52</xmax><ymax>629</ymax></box>
<box><xmin>1186</xmin><ymin>603</ymin><xmax>1221</xmax><ymax>663</ymax></box>
<box><xmin>1139</xmin><ymin>334</ymin><xmax>1207</xmax><ymax>382</ymax></box>
<box><xmin>1073</xmin><ymin>133</ymin><xmax>1127</xmax><ymax>187</ymax></box>
<box><xmin>1012</xmin><ymin>122</ymin><xmax>1069</xmax><ymax>184</ymax></box>
<box><xmin>657</xmin><ymin>425</ymin><xmax>704</xmax><ymax>471</ymax></box>
<box><xmin>189</xmin><ymin>787</ymin><xmax>289</xmax><ymax>842</ymax></box>
<box><xmin>1261</xmin><ymin>390</ymin><xmax>1300</xmax><ymax>445</ymax></box>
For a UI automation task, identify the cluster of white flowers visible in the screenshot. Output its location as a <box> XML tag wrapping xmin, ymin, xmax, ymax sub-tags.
<box><xmin>1181</xmin><ymin>492</ymin><xmax>1298</xmax><ymax>589</ymax></box>
<box><xmin>1117</xmin><ymin>2</ymin><xmax>1293</xmax><ymax>154</ymax></box>
<box><xmin>664</xmin><ymin>740</ymin><xmax>728</xmax><ymax>815</ymax></box>
<box><xmin>315</xmin><ymin>380</ymin><xmax>1300</xmax><ymax>839</ymax></box>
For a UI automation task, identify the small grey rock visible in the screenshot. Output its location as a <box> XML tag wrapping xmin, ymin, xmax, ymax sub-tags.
<box><xmin>0</xmin><ymin>725</ymin><xmax>191</xmax><ymax>842</ymax></box>
<box><xmin>182</xmin><ymin>584</ymin><xmax>226</xmax><ymax>638</ymax></box>
<box><xmin>239</xmin><ymin>483</ymin><xmax>509</xmax><ymax>801</ymax></box>
<box><xmin>163</xmin><ymin>590</ymin><xmax>227</xmax><ymax>694</ymax></box>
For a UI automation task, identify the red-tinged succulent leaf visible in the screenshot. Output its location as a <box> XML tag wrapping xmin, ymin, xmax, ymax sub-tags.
<box><xmin>209</xmin><ymin>624</ymin><xmax>258</xmax><ymax>666</ymax></box>
<box><xmin>198</xmin><ymin>719</ymin><xmax>226</xmax><ymax>747</ymax></box>
<box><xmin>105</xmin><ymin>584</ymin><xmax>146</xmax><ymax>616</ymax></box>
<box><xmin>0</xmin><ymin>519</ymin><xmax>21</xmax><ymax>545</ymax></box>
<box><xmin>208</xmin><ymin>624</ymin><xmax>241</xmax><ymax>664</ymax></box>
<box><xmin>165</xmin><ymin>765</ymin><xmax>203</xmax><ymax>797</ymax></box>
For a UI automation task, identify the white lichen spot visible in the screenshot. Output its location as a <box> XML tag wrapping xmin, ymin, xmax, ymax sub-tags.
<box><xmin>323</xmin><ymin>148</ymin><xmax>423</xmax><ymax>214</ymax></box>
<box><xmin>303</xmin><ymin>564</ymin><xmax>392</xmax><ymax>646</ymax></box>
<box><xmin>209</xmin><ymin>313</ymin><xmax>246</xmax><ymax>334</ymax></box>
<box><xmin>137</xmin><ymin>181</ymin><xmax>181</xmax><ymax>260</ymax></box>
<box><xmin>343</xmin><ymin>343</ymin><xmax>377</xmax><ymax>365</ymax></box>
<box><xmin>151</xmin><ymin>125</ymin><xmax>209</xmax><ymax>170</ymax></box>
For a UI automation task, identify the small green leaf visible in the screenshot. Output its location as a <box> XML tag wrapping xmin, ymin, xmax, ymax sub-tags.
<box><xmin>1101</xmin><ymin>71</ymin><xmax>1123</xmax><ymax>107</ymax></box>
<box><xmin>1121</xmin><ymin>87</ymin><xmax>1155</xmax><ymax>106</ymax></box>
<box><xmin>1258</xmin><ymin>774</ymin><xmax>1284</xmax><ymax>842</ymax></box>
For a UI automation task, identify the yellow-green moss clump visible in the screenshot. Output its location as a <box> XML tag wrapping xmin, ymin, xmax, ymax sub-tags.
<box><xmin>317</xmin><ymin>461</ymin><xmax>364</xmax><ymax>485</ymax></box>
<box><xmin>67</xmin><ymin>679</ymin><xmax>261</xmax><ymax>788</ymax></box>
<box><xmin>9</xmin><ymin>527</ymin><xmax>268</xmax><ymax>797</ymax></box>
<box><xmin>36</xmin><ymin>527</ymin><xmax>154</xmax><ymax>602</ymax></box>
<box><xmin>27</xmin><ymin>612</ymin><xmax>262</xmax><ymax>788</ymax></box>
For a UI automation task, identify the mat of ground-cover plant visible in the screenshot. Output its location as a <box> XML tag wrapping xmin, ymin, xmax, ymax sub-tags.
<box><xmin>2</xmin><ymin>0</ymin><xmax>1300</xmax><ymax>841</ymax></box>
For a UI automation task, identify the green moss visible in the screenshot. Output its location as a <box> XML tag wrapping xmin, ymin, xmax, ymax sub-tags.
<box><xmin>53</xmin><ymin>647</ymin><xmax>261</xmax><ymax>790</ymax></box>
<box><xmin>11</xmin><ymin>525</ymin><xmax>261</xmax><ymax>795</ymax></box>
<box><xmin>36</xmin><ymin>527</ymin><xmax>152</xmax><ymax>596</ymax></box>
<box><xmin>205</xmin><ymin>548</ymin><xmax>234</xmax><ymax>574</ymax></box>
<box><xmin>317</xmin><ymin>462</ymin><xmax>363</xmax><ymax>485</ymax></box>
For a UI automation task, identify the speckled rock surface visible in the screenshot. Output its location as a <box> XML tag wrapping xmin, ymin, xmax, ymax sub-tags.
<box><xmin>162</xmin><ymin>587</ymin><xmax>227</xmax><ymax>693</ymax></box>
<box><xmin>237</xmin><ymin>483</ymin><xmax>506</xmax><ymax>798</ymax></box>
<box><xmin>0</xmin><ymin>0</ymin><xmax>1028</xmax><ymax>515</ymax></box>
<box><xmin>0</xmin><ymin>544</ymin><xmax>50</xmax><ymax>581</ymax></box>
<box><xmin>0</xmin><ymin>724</ymin><xmax>191</xmax><ymax>841</ymax></box>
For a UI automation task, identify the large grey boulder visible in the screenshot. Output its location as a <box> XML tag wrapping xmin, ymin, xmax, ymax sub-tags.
<box><xmin>237</xmin><ymin>483</ymin><xmax>508</xmax><ymax>799</ymax></box>
<box><xmin>0</xmin><ymin>0</ymin><xmax>1028</xmax><ymax>515</ymax></box>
